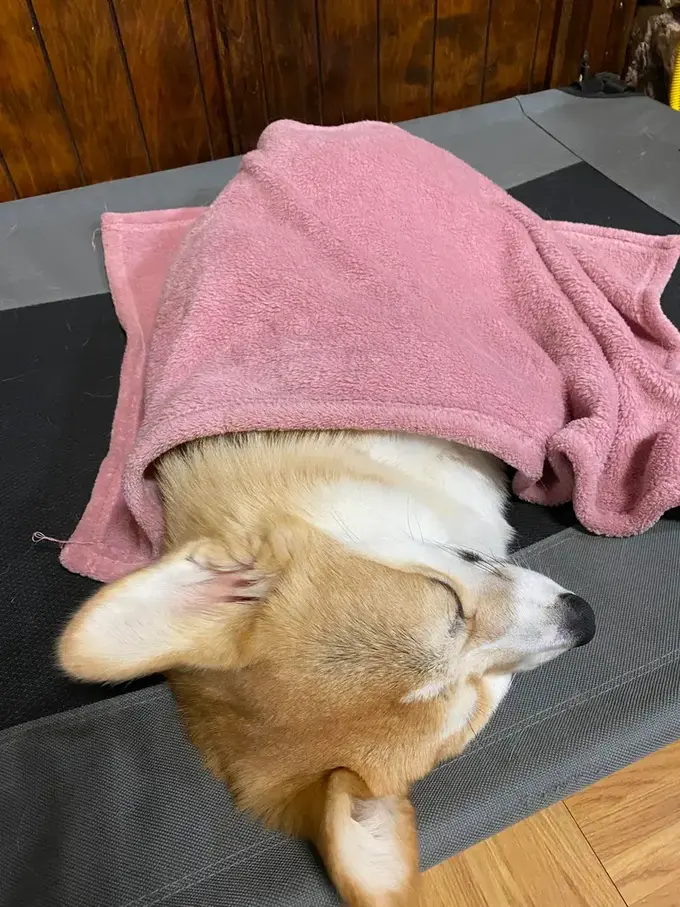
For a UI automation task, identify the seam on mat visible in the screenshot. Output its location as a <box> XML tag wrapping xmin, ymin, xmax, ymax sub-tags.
<box><xmin>510</xmin><ymin>525</ymin><xmax>577</xmax><ymax>559</ymax></box>
<box><xmin>120</xmin><ymin>837</ymin><xmax>290</xmax><ymax>907</ymax></box>
<box><xmin>0</xmin><ymin>684</ymin><xmax>168</xmax><ymax>746</ymax></box>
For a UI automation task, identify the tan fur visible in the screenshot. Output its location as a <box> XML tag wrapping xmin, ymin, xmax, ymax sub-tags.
<box><xmin>58</xmin><ymin>432</ymin><xmax>570</xmax><ymax>905</ymax></box>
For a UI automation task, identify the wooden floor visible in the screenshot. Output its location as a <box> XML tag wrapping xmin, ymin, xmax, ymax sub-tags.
<box><xmin>418</xmin><ymin>739</ymin><xmax>680</xmax><ymax>907</ymax></box>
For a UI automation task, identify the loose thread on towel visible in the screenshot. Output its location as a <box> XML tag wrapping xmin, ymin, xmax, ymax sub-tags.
<box><xmin>32</xmin><ymin>531</ymin><xmax>92</xmax><ymax>548</ymax></box>
<box><xmin>91</xmin><ymin>228</ymin><xmax>101</xmax><ymax>251</ymax></box>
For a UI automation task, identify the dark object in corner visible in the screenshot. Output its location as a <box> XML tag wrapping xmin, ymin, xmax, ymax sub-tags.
<box><xmin>561</xmin><ymin>52</ymin><xmax>637</xmax><ymax>97</ymax></box>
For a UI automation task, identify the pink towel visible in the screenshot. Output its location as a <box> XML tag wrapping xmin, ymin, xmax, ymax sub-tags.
<box><xmin>61</xmin><ymin>120</ymin><xmax>680</xmax><ymax>583</ymax></box>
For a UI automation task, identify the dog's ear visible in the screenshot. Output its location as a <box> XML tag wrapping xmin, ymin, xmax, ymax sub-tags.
<box><xmin>58</xmin><ymin>541</ymin><xmax>273</xmax><ymax>682</ymax></box>
<box><xmin>316</xmin><ymin>769</ymin><xmax>419</xmax><ymax>907</ymax></box>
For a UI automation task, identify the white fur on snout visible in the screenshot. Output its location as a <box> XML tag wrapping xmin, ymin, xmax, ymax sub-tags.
<box><xmin>478</xmin><ymin>567</ymin><xmax>572</xmax><ymax>669</ymax></box>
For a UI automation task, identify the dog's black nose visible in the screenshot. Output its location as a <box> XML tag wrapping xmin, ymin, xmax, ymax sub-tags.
<box><xmin>559</xmin><ymin>593</ymin><xmax>596</xmax><ymax>647</ymax></box>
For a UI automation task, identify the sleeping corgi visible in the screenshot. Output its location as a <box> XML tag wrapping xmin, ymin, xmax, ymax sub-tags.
<box><xmin>58</xmin><ymin>430</ymin><xmax>594</xmax><ymax>906</ymax></box>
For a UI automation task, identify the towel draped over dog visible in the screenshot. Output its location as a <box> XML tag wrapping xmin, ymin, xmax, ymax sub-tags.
<box><xmin>61</xmin><ymin>120</ymin><xmax>680</xmax><ymax>583</ymax></box>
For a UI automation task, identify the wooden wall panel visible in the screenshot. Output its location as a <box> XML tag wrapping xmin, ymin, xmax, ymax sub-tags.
<box><xmin>112</xmin><ymin>0</ymin><xmax>212</xmax><ymax>169</ymax></box>
<box><xmin>183</xmin><ymin>0</ymin><xmax>232</xmax><ymax>159</ymax></box>
<box><xmin>207</xmin><ymin>0</ymin><xmax>269</xmax><ymax>154</ymax></box>
<box><xmin>256</xmin><ymin>0</ymin><xmax>321</xmax><ymax>123</ymax></box>
<box><xmin>0</xmin><ymin>0</ymin><xmax>82</xmax><ymax>197</ymax></box>
<box><xmin>433</xmin><ymin>0</ymin><xmax>491</xmax><ymax>113</ymax></box>
<box><xmin>604</xmin><ymin>0</ymin><xmax>637</xmax><ymax>76</ymax></box>
<box><xmin>32</xmin><ymin>0</ymin><xmax>150</xmax><ymax>183</ymax></box>
<box><xmin>483</xmin><ymin>0</ymin><xmax>543</xmax><ymax>101</ymax></box>
<box><xmin>550</xmin><ymin>0</ymin><xmax>572</xmax><ymax>87</ymax></box>
<box><xmin>530</xmin><ymin>0</ymin><xmax>559</xmax><ymax>92</ymax></box>
<box><xmin>551</xmin><ymin>0</ymin><xmax>592</xmax><ymax>86</ymax></box>
<box><xmin>317</xmin><ymin>0</ymin><xmax>378</xmax><ymax>125</ymax></box>
<box><xmin>549</xmin><ymin>0</ymin><xmax>636</xmax><ymax>88</ymax></box>
<box><xmin>585</xmin><ymin>0</ymin><xmax>616</xmax><ymax>73</ymax></box>
<box><xmin>379</xmin><ymin>0</ymin><xmax>436</xmax><ymax>121</ymax></box>
<box><xmin>0</xmin><ymin>0</ymin><xmax>641</xmax><ymax>200</ymax></box>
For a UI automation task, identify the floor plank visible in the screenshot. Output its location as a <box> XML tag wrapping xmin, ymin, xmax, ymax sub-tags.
<box><xmin>419</xmin><ymin>801</ymin><xmax>626</xmax><ymax>906</ymax></box>
<box><xmin>567</xmin><ymin>741</ymin><xmax>680</xmax><ymax>906</ymax></box>
<box><xmin>566</xmin><ymin>741</ymin><xmax>680</xmax><ymax>861</ymax></box>
<box><xmin>632</xmin><ymin>876</ymin><xmax>680</xmax><ymax>907</ymax></box>
<box><xmin>609</xmin><ymin>819</ymin><xmax>680</xmax><ymax>905</ymax></box>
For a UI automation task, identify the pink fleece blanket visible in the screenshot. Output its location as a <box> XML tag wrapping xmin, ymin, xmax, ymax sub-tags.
<box><xmin>61</xmin><ymin>120</ymin><xmax>680</xmax><ymax>583</ymax></box>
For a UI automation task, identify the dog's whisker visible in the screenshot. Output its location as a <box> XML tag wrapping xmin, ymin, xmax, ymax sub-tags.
<box><xmin>429</xmin><ymin>540</ymin><xmax>507</xmax><ymax>577</ymax></box>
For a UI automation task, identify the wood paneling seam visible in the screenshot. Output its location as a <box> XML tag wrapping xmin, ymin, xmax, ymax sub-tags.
<box><xmin>24</xmin><ymin>0</ymin><xmax>85</xmax><ymax>184</ymax></box>
<box><xmin>542</xmin><ymin>0</ymin><xmax>563</xmax><ymax>91</ymax></box>
<box><xmin>253</xmin><ymin>0</ymin><xmax>272</xmax><ymax>123</ymax></box>
<box><xmin>183</xmin><ymin>0</ymin><xmax>215</xmax><ymax>159</ymax></box>
<box><xmin>429</xmin><ymin>0</ymin><xmax>438</xmax><ymax>116</ymax></box>
<box><xmin>529</xmin><ymin>0</ymin><xmax>545</xmax><ymax>92</ymax></box>
<box><xmin>376</xmin><ymin>0</ymin><xmax>381</xmax><ymax>117</ymax></box>
<box><xmin>479</xmin><ymin>0</ymin><xmax>495</xmax><ymax>102</ymax></box>
<box><xmin>210</xmin><ymin>2</ymin><xmax>240</xmax><ymax>153</ymax></box>
<box><xmin>313</xmin><ymin>0</ymin><xmax>324</xmax><ymax>124</ymax></box>
<box><xmin>0</xmin><ymin>150</ymin><xmax>19</xmax><ymax>199</ymax></box>
<box><xmin>104</xmin><ymin>0</ymin><xmax>152</xmax><ymax>170</ymax></box>
<box><xmin>252</xmin><ymin>0</ymin><xmax>270</xmax><ymax>127</ymax></box>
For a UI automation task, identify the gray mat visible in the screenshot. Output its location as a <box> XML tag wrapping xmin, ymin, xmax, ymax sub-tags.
<box><xmin>0</xmin><ymin>156</ymin><xmax>240</xmax><ymax>312</ymax></box>
<box><xmin>402</xmin><ymin>97</ymin><xmax>576</xmax><ymax>190</ymax></box>
<box><xmin>520</xmin><ymin>91</ymin><xmax>680</xmax><ymax>228</ymax></box>
<box><xmin>3</xmin><ymin>523</ymin><xmax>679</xmax><ymax>907</ymax></box>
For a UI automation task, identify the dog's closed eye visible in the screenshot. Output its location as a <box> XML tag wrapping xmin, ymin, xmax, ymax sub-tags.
<box><xmin>431</xmin><ymin>578</ymin><xmax>465</xmax><ymax>625</ymax></box>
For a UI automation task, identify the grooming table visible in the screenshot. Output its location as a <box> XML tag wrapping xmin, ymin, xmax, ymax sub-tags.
<box><xmin>1</xmin><ymin>90</ymin><xmax>679</xmax><ymax>907</ymax></box>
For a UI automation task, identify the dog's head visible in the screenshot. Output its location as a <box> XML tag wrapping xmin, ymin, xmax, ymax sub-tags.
<box><xmin>59</xmin><ymin>452</ymin><xmax>594</xmax><ymax>906</ymax></box>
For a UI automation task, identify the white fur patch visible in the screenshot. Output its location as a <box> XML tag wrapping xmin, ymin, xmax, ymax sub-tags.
<box><xmin>440</xmin><ymin>681</ymin><xmax>479</xmax><ymax>741</ymax></box>
<box><xmin>402</xmin><ymin>679</ymin><xmax>448</xmax><ymax>703</ymax></box>
<box><xmin>309</xmin><ymin>480</ymin><xmax>459</xmax><ymax>574</ymax></box>
<box><xmin>484</xmin><ymin>673</ymin><xmax>514</xmax><ymax>710</ymax></box>
<box><xmin>439</xmin><ymin>674</ymin><xmax>512</xmax><ymax>743</ymax></box>
<box><xmin>305</xmin><ymin>433</ymin><xmax>513</xmax><ymax>579</ymax></box>
<box><xmin>336</xmin><ymin>798</ymin><xmax>407</xmax><ymax>895</ymax></box>
<box><xmin>356</xmin><ymin>433</ymin><xmax>513</xmax><ymax>557</ymax></box>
